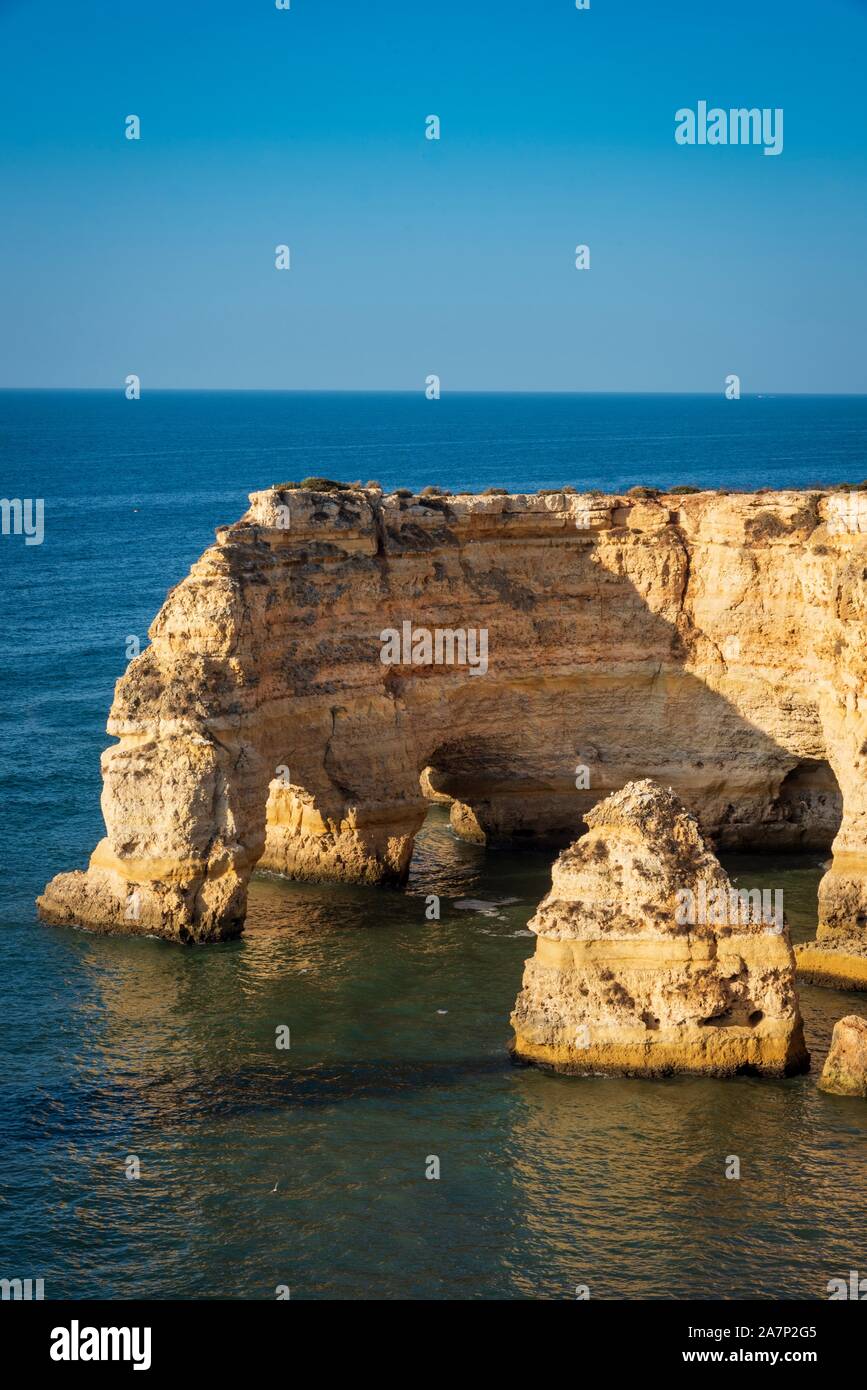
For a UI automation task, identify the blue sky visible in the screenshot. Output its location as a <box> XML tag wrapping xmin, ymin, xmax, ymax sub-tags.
<box><xmin>1</xmin><ymin>0</ymin><xmax>866</xmax><ymax>391</ymax></box>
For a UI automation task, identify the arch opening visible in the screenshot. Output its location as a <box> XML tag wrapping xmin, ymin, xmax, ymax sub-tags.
<box><xmin>767</xmin><ymin>758</ymin><xmax>843</xmax><ymax>852</ymax></box>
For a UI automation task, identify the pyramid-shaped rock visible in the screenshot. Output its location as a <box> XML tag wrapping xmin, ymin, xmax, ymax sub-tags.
<box><xmin>510</xmin><ymin>779</ymin><xmax>808</xmax><ymax>1077</ymax></box>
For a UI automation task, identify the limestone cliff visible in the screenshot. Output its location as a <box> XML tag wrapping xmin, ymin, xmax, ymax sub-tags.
<box><xmin>36</xmin><ymin>483</ymin><xmax>867</xmax><ymax>946</ymax></box>
<box><xmin>510</xmin><ymin>780</ymin><xmax>808</xmax><ymax>1076</ymax></box>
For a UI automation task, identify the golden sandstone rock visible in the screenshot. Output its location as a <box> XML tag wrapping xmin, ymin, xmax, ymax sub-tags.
<box><xmin>794</xmin><ymin>940</ymin><xmax>867</xmax><ymax>992</ymax></box>
<box><xmin>510</xmin><ymin>780</ymin><xmax>809</xmax><ymax>1077</ymax></box>
<box><xmin>818</xmin><ymin>1015</ymin><xmax>867</xmax><ymax>1096</ymax></box>
<box><xmin>34</xmin><ymin>485</ymin><xmax>867</xmax><ymax>958</ymax></box>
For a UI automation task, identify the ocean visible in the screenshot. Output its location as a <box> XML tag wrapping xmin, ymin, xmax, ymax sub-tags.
<box><xmin>3</xmin><ymin>389</ymin><xmax>867</xmax><ymax>1299</ymax></box>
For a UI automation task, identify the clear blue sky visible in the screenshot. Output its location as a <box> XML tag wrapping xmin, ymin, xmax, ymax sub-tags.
<box><xmin>1</xmin><ymin>0</ymin><xmax>866</xmax><ymax>391</ymax></box>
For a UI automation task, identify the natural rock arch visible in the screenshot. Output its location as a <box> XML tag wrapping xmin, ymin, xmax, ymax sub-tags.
<box><xmin>37</xmin><ymin>484</ymin><xmax>867</xmax><ymax>944</ymax></box>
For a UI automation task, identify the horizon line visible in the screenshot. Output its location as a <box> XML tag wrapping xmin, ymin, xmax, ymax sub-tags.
<box><xmin>1</xmin><ymin>387</ymin><xmax>866</xmax><ymax>398</ymax></box>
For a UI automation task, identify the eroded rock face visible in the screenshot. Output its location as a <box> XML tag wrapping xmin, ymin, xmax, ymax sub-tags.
<box><xmin>35</xmin><ymin>485</ymin><xmax>867</xmax><ymax>944</ymax></box>
<box><xmin>818</xmin><ymin>1015</ymin><xmax>867</xmax><ymax>1096</ymax></box>
<box><xmin>794</xmin><ymin>938</ymin><xmax>867</xmax><ymax>992</ymax></box>
<box><xmin>510</xmin><ymin>780</ymin><xmax>809</xmax><ymax>1076</ymax></box>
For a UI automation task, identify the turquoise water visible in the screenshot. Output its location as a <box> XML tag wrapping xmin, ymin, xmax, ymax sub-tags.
<box><xmin>4</xmin><ymin>813</ymin><xmax>867</xmax><ymax>1300</ymax></box>
<box><xmin>4</xmin><ymin>390</ymin><xmax>867</xmax><ymax>1299</ymax></box>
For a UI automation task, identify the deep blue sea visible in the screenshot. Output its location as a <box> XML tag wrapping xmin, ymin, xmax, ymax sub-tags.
<box><xmin>4</xmin><ymin>389</ymin><xmax>867</xmax><ymax>1300</ymax></box>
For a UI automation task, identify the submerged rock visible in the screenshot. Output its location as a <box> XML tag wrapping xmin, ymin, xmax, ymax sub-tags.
<box><xmin>818</xmin><ymin>1015</ymin><xmax>867</xmax><ymax>1096</ymax></box>
<box><xmin>510</xmin><ymin>779</ymin><xmax>809</xmax><ymax>1077</ymax></box>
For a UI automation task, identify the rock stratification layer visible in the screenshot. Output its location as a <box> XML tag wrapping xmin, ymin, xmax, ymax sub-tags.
<box><xmin>794</xmin><ymin>939</ymin><xmax>867</xmax><ymax>992</ymax></box>
<box><xmin>510</xmin><ymin>780</ymin><xmax>809</xmax><ymax>1077</ymax></box>
<box><xmin>36</xmin><ymin>484</ymin><xmax>867</xmax><ymax>944</ymax></box>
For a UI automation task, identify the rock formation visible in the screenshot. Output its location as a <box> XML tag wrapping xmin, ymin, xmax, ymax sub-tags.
<box><xmin>35</xmin><ymin>484</ymin><xmax>867</xmax><ymax>948</ymax></box>
<box><xmin>818</xmin><ymin>1015</ymin><xmax>867</xmax><ymax>1096</ymax></box>
<box><xmin>510</xmin><ymin>780</ymin><xmax>809</xmax><ymax>1076</ymax></box>
<box><xmin>795</xmin><ymin>939</ymin><xmax>867</xmax><ymax>991</ymax></box>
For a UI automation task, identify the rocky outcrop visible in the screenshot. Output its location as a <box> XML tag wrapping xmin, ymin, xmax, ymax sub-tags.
<box><xmin>510</xmin><ymin>780</ymin><xmax>808</xmax><ymax>1076</ymax></box>
<box><xmin>818</xmin><ymin>1015</ymin><xmax>867</xmax><ymax>1096</ymax></box>
<box><xmin>36</xmin><ymin>484</ymin><xmax>867</xmax><ymax>944</ymax></box>
<box><xmin>794</xmin><ymin>939</ymin><xmax>867</xmax><ymax>991</ymax></box>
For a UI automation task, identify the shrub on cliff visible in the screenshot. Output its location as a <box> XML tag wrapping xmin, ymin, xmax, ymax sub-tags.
<box><xmin>748</xmin><ymin>502</ymin><xmax>820</xmax><ymax>542</ymax></box>
<box><xmin>665</xmin><ymin>485</ymin><xmax>701</xmax><ymax>494</ymax></box>
<box><xmin>272</xmin><ymin>481</ymin><xmax>300</xmax><ymax>490</ymax></box>
<box><xmin>482</xmin><ymin>487</ymin><xmax>508</xmax><ymax>495</ymax></box>
<box><xmin>393</xmin><ymin>488</ymin><xmax>414</xmax><ymax>498</ymax></box>
<box><xmin>299</xmin><ymin>477</ymin><xmax>352</xmax><ymax>492</ymax></box>
<box><xmin>421</xmin><ymin>485</ymin><xmax>451</xmax><ymax>497</ymax></box>
<box><xmin>627</xmin><ymin>485</ymin><xmax>662</xmax><ymax>498</ymax></box>
<box><xmin>746</xmin><ymin>511</ymin><xmax>789</xmax><ymax>540</ymax></box>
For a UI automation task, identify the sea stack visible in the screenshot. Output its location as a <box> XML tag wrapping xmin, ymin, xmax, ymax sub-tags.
<box><xmin>510</xmin><ymin>780</ymin><xmax>809</xmax><ymax>1077</ymax></box>
<box><xmin>818</xmin><ymin>1015</ymin><xmax>867</xmax><ymax>1096</ymax></box>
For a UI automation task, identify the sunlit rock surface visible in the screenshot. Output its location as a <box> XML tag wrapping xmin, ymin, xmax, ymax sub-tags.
<box><xmin>795</xmin><ymin>939</ymin><xmax>867</xmax><ymax>992</ymax></box>
<box><xmin>510</xmin><ymin>780</ymin><xmax>809</xmax><ymax>1077</ymax></box>
<box><xmin>36</xmin><ymin>484</ymin><xmax>867</xmax><ymax>944</ymax></box>
<box><xmin>818</xmin><ymin>1014</ymin><xmax>867</xmax><ymax>1096</ymax></box>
